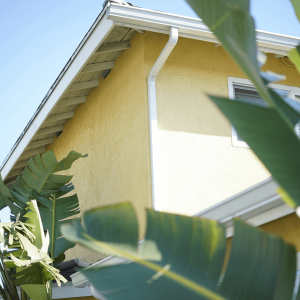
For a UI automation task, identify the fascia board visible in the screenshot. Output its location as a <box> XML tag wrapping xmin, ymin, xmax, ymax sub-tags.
<box><xmin>52</xmin><ymin>282</ymin><xmax>92</xmax><ymax>299</ymax></box>
<box><xmin>71</xmin><ymin>256</ymin><xmax>128</xmax><ymax>288</ymax></box>
<box><xmin>107</xmin><ymin>4</ymin><xmax>300</xmax><ymax>55</ymax></box>
<box><xmin>195</xmin><ymin>177</ymin><xmax>295</xmax><ymax>235</ymax></box>
<box><xmin>0</xmin><ymin>10</ymin><xmax>115</xmax><ymax>180</ymax></box>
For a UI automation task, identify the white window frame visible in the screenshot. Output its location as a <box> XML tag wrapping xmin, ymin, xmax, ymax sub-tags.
<box><xmin>228</xmin><ymin>77</ymin><xmax>300</xmax><ymax>148</ymax></box>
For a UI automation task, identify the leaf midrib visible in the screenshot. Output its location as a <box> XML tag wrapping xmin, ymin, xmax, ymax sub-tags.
<box><xmin>82</xmin><ymin>232</ymin><xmax>226</xmax><ymax>300</ymax></box>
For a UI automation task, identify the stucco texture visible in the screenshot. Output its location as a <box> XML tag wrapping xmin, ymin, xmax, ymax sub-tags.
<box><xmin>46</xmin><ymin>30</ymin><xmax>300</xmax><ymax>262</ymax></box>
<box><xmin>260</xmin><ymin>213</ymin><xmax>300</xmax><ymax>251</ymax></box>
<box><xmin>46</xmin><ymin>33</ymin><xmax>152</xmax><ymax>263</ymax></box>
<box><xmin>142</xmin><ymin>32</ymin><xmax>300</xmax><ymax>216</ymax></box>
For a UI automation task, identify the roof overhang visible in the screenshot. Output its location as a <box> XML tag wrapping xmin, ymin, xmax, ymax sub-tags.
<box><xmin>0</xmin><ymin>2</ymin><xmax>115</xmax><ymax>180</ymax></box>
<box><xmin>195</xmin><ymin>177</ymin><xmax>294</xmax><ymax>237</ymax></box>
<box><xmin>107</xmin><ymin>4</ymin><xmax>300</xmax><ymax>56</ymax></box>
<box><xmin>2</xmin><ymin>2</ymin><xmax>300</xmax><ymax>181</ymax></box>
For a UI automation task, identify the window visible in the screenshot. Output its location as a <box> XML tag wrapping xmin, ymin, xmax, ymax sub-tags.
<box><xmin>228</xmin><ymin>77</ymin><xmax>300</xmax><ymax>148</ymax></box>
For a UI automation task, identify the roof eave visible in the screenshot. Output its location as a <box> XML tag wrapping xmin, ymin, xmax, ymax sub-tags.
<box><xmin>107</xmin><ymin>4</ymin><xmax>300</xmax><ymax>55</ymax></box>
<box><xmin>195</xmin><ymin>177</ymin><xmax>294</xmax><ymax>237</ymax></box>
<box><xmin>0</xmin><ymin>4</ymin><xmax>115</xmax><ymax>180</ymax></box>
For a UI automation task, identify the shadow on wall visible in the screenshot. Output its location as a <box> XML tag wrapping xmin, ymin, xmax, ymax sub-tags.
<box><xmin>146</xmin><ymin>33</ymin><xmax>300</xmax><ymax>138</ymax></box>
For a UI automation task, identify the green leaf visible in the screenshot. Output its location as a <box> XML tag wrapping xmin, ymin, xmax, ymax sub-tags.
<box><xmin>53</xmin><ymin>254</ymin><xmax>65</xmax><ymax>267</ymax></box>
<box><xmin>210</xmin><ymin>96</ymin><xmax>300</xmax><ymax>207</ymax></box>
<box><xmin>185</xmin><ymin>0</ymin><xmax>274</xmax><ymax>106</ymax></box>
<box><xmin>219</xmin><ymin>220</ymin><xmax>296</xmax><ymax>300</ymax></box>
<box><xmin>291</xmin><ymin>0</ymin><xmax>300</xmax><ymax>23</ymax></box>
<box><xmin>21</xmin><ymin>150</ymin><xmax>86</xmax><ymax>194</ymax></box>
<box><xmin>23</xmin><ymin>200</ymin><xmax>49</xmax><ymax>253</ymax></box>
<box><xmin>0</xmin><ymin>174</ymin><xmax>11</xmax><ymax>198</ymax></box>
<box><xmin>21</xmin><ymin>285</ymin><xmax>48</xmax><ymax>300</ymax></box>
<box><xmin>39</xmin><ymin>193</ymin><xmax>81</xmax><ymax>259</ymax></box>
<box><xmin>0</xmin><ymin>150</ymin><xmax>86</xmax><ymax>219</ymax></box>
<box><xmin>288</xmin><ymin>46</ymin><xmax>300</xmax><ymax>73</ymax></box>
<box><xmin>13</xmin><ymin>261</ymin><xmax>67</xmax><ymax>286</ymax></box>
<box><xmin>62</xmin><ymin>203</ymin><xmax>297</xmax><ymax>300</ymax></box>
<box><xmin>62</xmin><ymin>203</ymin><xmax>227</xmax><ymax>300</ymax></box>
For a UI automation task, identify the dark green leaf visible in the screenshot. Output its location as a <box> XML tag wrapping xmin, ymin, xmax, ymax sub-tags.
<box><xmin>53</xmin><ymin>254</ymin><xmax>65</xmax><ymax>266</ymax></box>
<box><xmin>210</xmin><ymin>96</ymin><xmax>300</xmax><ymax>207</ymax></box>
<box><xmin>288</xmin><ymin>46</ymin><xmax>300</xmax><ymax>73</ymax></box>
<box><xmin>62</xmin><ymin>203</ymin><xmax>226</xmax><ymax>300</ymax></box>
<box><xmin>219</xmin><ymin>220</ymin><xmax>296</xmax><ymax>300</ymax></box>
<box><xmin>39</xmin><ymin>194</ymin><xmax>81</xmax><ymax>259</ymax></box>
<box><xmin>62</xmin><ymin>203</ymin><xmax>298</xmax><ymax>300</ymax></box>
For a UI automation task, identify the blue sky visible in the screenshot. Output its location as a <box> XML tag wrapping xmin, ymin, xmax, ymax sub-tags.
<box><xmin>0</xmin><ymin>0</ymin><xmax>299</xmax><ymax>221</ymax></box>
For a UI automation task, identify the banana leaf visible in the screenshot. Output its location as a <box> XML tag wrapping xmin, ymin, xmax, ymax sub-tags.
<box><xmin>39</xmin><ymin>192</ymin><xmax>81</xmax><ymax>260</ymax></box>
<box><xmin>61</xmin><ymin>203</ymin><xmax>297</xmax><ymax>300</ymax></box>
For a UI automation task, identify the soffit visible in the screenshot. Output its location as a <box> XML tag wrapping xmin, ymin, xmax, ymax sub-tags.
<box><xmin>195</xmin><ymin>177</ymin><xmax>295</xmax><ymax>237</ymax></box>
<box><xmin>2</xmin><ymin>20</ymin><xmax>137</xmax><ymax>183</ymax></box>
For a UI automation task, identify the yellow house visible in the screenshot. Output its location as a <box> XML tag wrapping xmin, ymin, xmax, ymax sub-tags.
<box><xmin>2</xmin><ymin>1</ymin><xmax>300</xmax><ymax>299</ymax></box>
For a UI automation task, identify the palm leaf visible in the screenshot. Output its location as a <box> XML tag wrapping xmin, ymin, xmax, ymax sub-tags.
<box><xmin>0</xmin><ymin>175</ymin><xmax>27</xmax><ymax>221</ymax></box>
<box><xmin>0</xmin><ymin>150</ymin><xmax>86</xmax><ymax>222</ymax></box>
<box><xmin>8</xmin><ymin>150</ymin><xmax>86</xmax><ymax>209</ymax></box>
<box><xmin>61</xmin><ymin>203</ymin><xmax>297</xmax><ymax>300</ymax></box>
<box><xmin>0</xmin><ymin>150</ymin><xmax>85</xmax><ymax>260</ymax></box>
<box><xmin>291</xmin><ymin>0</ymin><xmax>300</xmax><ymax>23</ymax></box>
<box><xmin>39</xmin><ymin>192</ymin><xmax>81</xmax><ymax>259</ymax></box>
<box><xmin>209</xmin><ymin>96</ymin><xmax>300</xmax><ymax>207</ymax></box>
<box><xmin>23</xmin><ymin>200</ymin><xmax>49</xmax><ymax>252</ymax></box>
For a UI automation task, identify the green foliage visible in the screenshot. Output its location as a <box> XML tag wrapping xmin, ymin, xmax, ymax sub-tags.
<box><xmin>1</xmin><ymin>204</ymin><xmax>67</xmax><ymax>300</ymax></box>
<box><xmin>291</xmin><ymin>0</ymin><xmax>300</xmax><ymax>23</ymax></box>
<box><xmin>0</xmin><ymin>150</ymin><xmax>86</xmax><ymax>259</ymax></box>
<box><xmin>39</xmin><ymin>192</ymin><xmax>81</xmax><ymax>259</ymax></box>
<box><xmin>288</xmin><ymin>46</ymin><xmax>300</xmax><ymax>74</ymax></box>
<box><xmin>185</xmin><ymin>0</ymin><xmax>300</xmax><ymax>207</ymax></box>
<box><xmin>0</xmin><ymin>150</ymin><xmax>86</xmax><ymax>299</ymax></box>
<box><xmin>61</xmin><ymin>203</ymin><xmax>297</xmax><ymax>300</ymax></box>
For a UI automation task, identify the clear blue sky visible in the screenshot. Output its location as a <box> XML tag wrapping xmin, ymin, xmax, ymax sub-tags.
<box><xmin>0</xmin><ymin>0</ymin><xmax>299</xmax><ymax>221</ymax></box>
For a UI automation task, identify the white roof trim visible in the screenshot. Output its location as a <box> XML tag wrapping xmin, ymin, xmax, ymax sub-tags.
<box><xmin>52</xmin><ymin>281</ymin><xmax>93</xmax><ymax>299</ymax></box>
<box><xmin>2</xmin><ymin>2</ymin><xmax>300</xmax><ymax>180</ymax></box>
<box><xmin>71</xmin><ymin>256</ymin><xmax>128</xmax><ymax>300</ymax></box>
<box><xmin>195</xmin><ymin>177</ymin><xmax>294</xmax><ymax>237</ymax></box>
<box><xmin>107</xmin><ymin>4</ymin><xmax>300</xmax><ymax>55</ymax></box>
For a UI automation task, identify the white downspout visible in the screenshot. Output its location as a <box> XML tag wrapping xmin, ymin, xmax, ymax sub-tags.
<box><xmin>148</xmin><ymin>27</ymin><xmax>179</xmax><ymax>211</ymax></box>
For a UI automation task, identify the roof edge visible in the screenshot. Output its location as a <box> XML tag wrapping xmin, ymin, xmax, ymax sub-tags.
<box><xmin>1</xmin><ymin>3</ymin><xmax>115</xmax><ymax>179</ymax></box>
<box><xmin>195</xmin><ymin>177</ymin><xmax>294</xmax><ymax>237</ymax></box>
<box><xmin>0</xmin><ymin>1</ymin><xmax>112</xmax><ymax>176</ymax></box>
<box><xmin>107</xmin><ymin>3</ymin><xmax>300</xmax><ymax>53</ymax></box>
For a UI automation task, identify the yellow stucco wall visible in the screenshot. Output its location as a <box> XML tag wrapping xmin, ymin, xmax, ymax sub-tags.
<box><xmin>46</xmin><ymin>31</ymin><xmax>300</xmax><ymax>262</ymax></box>
<box><xmin>46</xmin><ymin>33</ymin><xmax>152</xmax><ymax>263</ymax></box>
<box><xmin>260</xmin><ymin>213</ymin><xmax>300</xmax><ymax>251</ymax></box>
<box><xmin>142</xmin><ymin>32</ymin><xmax>300</xmax><ymax>216</ymax></box>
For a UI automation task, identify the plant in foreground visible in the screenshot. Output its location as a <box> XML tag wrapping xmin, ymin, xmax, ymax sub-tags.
<box><xmin>61</xmin><ymin>203</ymin><xmax>298</xmax><ymax>300</ymax></box>
<box><xmin>0</xmin><ymin>150</ymin><xmax>86</xmax><ymax>299</ymax></box>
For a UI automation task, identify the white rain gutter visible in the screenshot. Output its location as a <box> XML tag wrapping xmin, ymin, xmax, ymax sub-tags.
<box><xmin>148</xmin><ymin>27</ymin><xmax>178</xmax><ymax>210</ymax></box>
<box><xmin>195</xmin><ymin>177</ymin><xmax>294</xmax><ymax>237</ymax></box>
